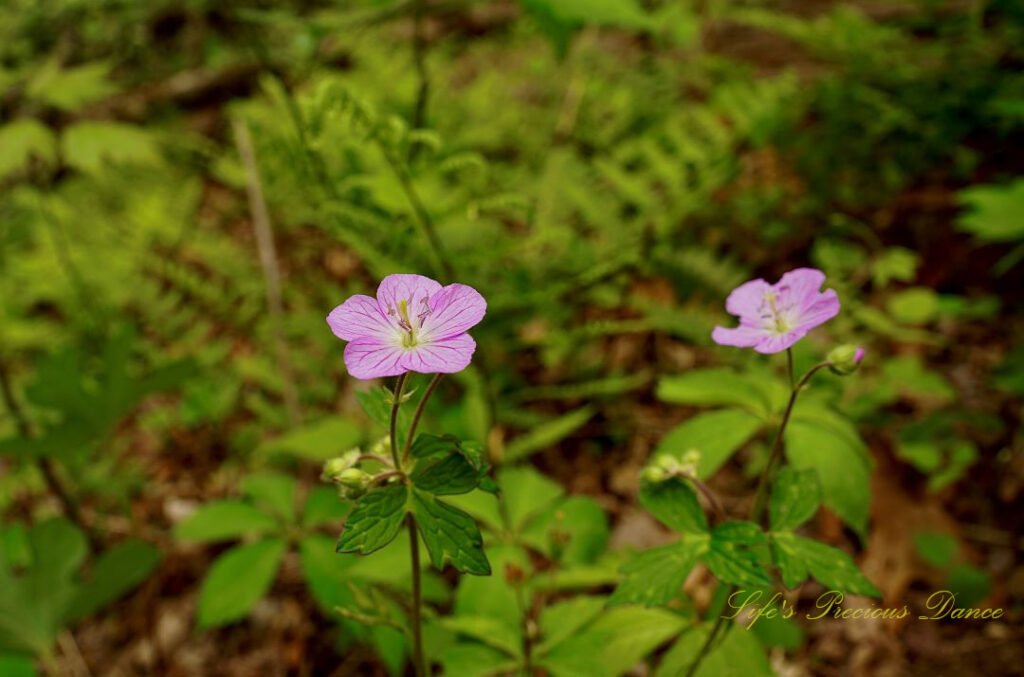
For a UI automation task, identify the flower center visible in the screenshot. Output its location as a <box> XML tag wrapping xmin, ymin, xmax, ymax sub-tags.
<box><xmin>761</xmin><ymin>292</ymin><xmax>793</xmax><ymax>333</ymax></box>
<box><xmin>390</xmin><ymin>296</ymin><xmax>433</xmax><ymax>348</ymax></box>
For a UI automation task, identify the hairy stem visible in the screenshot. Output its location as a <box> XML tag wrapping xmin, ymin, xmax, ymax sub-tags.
<box><xmin>389</xmin><ymin>373</ymin><xmax>408</xmax><ymax>469</ymax></box>
<box><xmin>685</xmin><ymin>350</ymin><xmax>831</xmax><ymax>677</ymax></box>
<box><xmin>403</xmin><ymin>373</ymin><xmax>444</xmax><ymax>464</ymax></box>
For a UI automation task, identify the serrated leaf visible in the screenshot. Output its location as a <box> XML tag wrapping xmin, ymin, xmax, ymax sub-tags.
<box><xmin>197</xmin><ymin>539</ymin><xmax>286</xmax><ymax>628</ymax></box>
<box><xmin>656</xmin><ymin>369</ymin><xmax>770</xmax><ymax>416</ymax></box>
<box><xmin>769</xmin><ymin>468</ymin><xmax>821</xmax><ymax>531</ymax></box>
<box><xmin>174</xmin><ymin>500</ymin><xmax>280</xmax><ymax>543</ymax></box>
<box><xmin>410</xmin><ymin>434</ymin><xmax>489</xmax><ymax>495</ymax></box>
<box><xmin>702</xmin><ymin>541</ymin><xmax>771</xmax><ymax>587</ymax></box>
<box><xmin>440</xmin><ymin>615</ymin><xmax>520</xmax><ymax>657</ymax></box>
<box><xmin>609</xmin><ymin>538</ymin><xmax>707</xmax><ymax>607</ymax></box>
<box><xmin>770</xmin><ymin>532</ymin><xmax>879</xmax><ymax>596</ymax></box>
<box><xmin>337</xmin><ymin>484</ymin><xmax>409</xmax><ymax>556</ymax></box>
<box><xmin>538</xmin><ymin>596</ymin><xmax>607</xmax><ymax>652</ymax></box>
<box><xmin>411</xmin><ymin>489</ymin><xmax>490</xmax><ymax>575</ymax></box>
<box><xmin>61</xmin><ymin>121</ymin><xmax>160</xmax><ymax>173</ymax></box>
<box><xmin>655</xmin><ymin>409</ymin><xmax>764</xmax><ymax>479</ymax></box>
<box><xmin>65</xmin><ymin>540</ymin><xmax>160</xmax><ymax>623</ymax></box>
<box><xmin>639</xmin><ymin>478</ymin><xmax>708</xmax><ymax>535</ymax></box>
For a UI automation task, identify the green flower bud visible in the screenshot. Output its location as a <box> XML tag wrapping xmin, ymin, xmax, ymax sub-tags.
<box><xmin>827</xmin><ymin>344</ymin><xmax>865</xmax><ymax>375</ymax></box>
<box><xmin>337</xmin><ymin>468</ymin><xmax>372</xmax><ymax>499</ymax></box>
<box><xmin>321</xmin><ymin>449</ymin><xmax>361</xmax><ymax>482</ymax></box>
<box><xmin>641</xmin><ymin>465</ymin><xmax>669</xmax><ymax>484</ymax></box>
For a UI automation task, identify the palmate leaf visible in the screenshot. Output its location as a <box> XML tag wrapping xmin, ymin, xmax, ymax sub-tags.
<box><xmin>639</xmin><ymin>478</ymin><xmax>708</xmax><ymax>535</ymax></box>
<box><xmin>608</xmin><ymin>538</ymin><xmax>708</xmax><ymax>607</ymax></box>
<box><xmin>410</xmin><ymin>434</ymin><xmax>490</xmax><ymax>495</ymax></box>
<box><xmin>336</xmin><ymin>484</ymin><xmax>409</xmax><ymax>555</ymax></box>
<box><xmin>702</xmin><ymin>521</ymin><xmax>771</xmax><ymax>587</ymax></box>
<box><xmin>653</xmin><ymin>409</ymin><xmax>764</xmax><ymax>479</ymax></box>
<box><xmin>770</xmin><ymin>532</ymin><xmax>879</xmax><ymax>596</ymax></box>
<box><xmin>411</xmin><ymin>489</ymin><xmax>491</xmax><ymax>576</ymax></box>
<box><xmin>769</xmin><ymin>467</ymin><xmax>821</xmax><ymax>531</ymax></box>
<box><xmin>656</xmin><ymin>622</ymin><xmax>772</xmax><ymax>677</ymax></box>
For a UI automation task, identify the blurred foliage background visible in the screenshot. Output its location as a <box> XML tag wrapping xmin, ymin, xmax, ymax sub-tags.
<box><xmin>0</xmin><ymin>0</ymin><xmax>1021</xmax><ymax>675</ymax></box>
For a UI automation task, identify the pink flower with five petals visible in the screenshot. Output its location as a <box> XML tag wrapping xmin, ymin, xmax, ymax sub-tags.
<box><xmin>327</xmin><ymin>274</ymin><xmax>486</xmax><ymax>379</ymax></box>
<box><xmin>711</xmin><ymin>268</ymin><xmax>840</xmax><ymax>354</ymax></box>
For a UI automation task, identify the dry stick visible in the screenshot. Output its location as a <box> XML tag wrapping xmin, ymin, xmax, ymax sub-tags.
<box><xmin>685</xmin><ymin>351</ymin><xmax>831</xmax><ymax>677</ymax></box>
<box><xmin>233</xmin><ymin>119</ymin><xmax>302</xmax><ymax>428</ymax></box>
<box><xmin>0</xmin><ymin>358</ymin><xmax>99</xmax><ymax>552</ymax></box>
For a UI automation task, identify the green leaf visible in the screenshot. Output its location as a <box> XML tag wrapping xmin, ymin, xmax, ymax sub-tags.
<box><xmin>947</xmin><ymin>564</ymin><xmax>991</xmax><ymax>607</ymax></box>
<box><xmin>242</xmin><ymin>473</ymin><xmax>296</xmax><ymax>523</ymax></box>
<box><xmin>886</xmin><ymin>287</ymin><xmax>939</xmax><ymax>325</ymax></box>
<box><xmin>0</xmin><ymin>119</ymin><xmax>57</xmax><ymax>180</ymax></box>
<box><xmin>173</xmin><ymin>500</ymin><xmax>279</xmax><ymax>543</ymax></box>
<box><xmin>956</xmin><ymin>179</ymin><xmax>1024</xmax><ymax>242</ymax></box>
<box><xmin>609</xmin><ymin>539</ymin><xmax>707</xmax><ymax>607</ymax></box>
<box><xmin>61</xmin><ymin>121</ymin><xmax>160</xmax><ymax>174</ymax></box>
<box><xmin>520</xmin><ymin>495</ymin><xmax>610</xmax><ymax>564</ymax></box>
<box><xmin>410</xmin><ymin>434</ymin><xmax>489</xmax><ymax>495</ymax></box>
<box><xmin>440</xmin><ymin>615</ymin><xmax>520</xmax><ymax>657</ymax></box>
<box><xmin>656</xmin><ymin>623</ymin><xmax>772</xmax><ymax>677</ymax></box>
<box><xmin>197</xmin><ymin>539</ymin><xmax>286</xmax><ymax>629</ymax></box>
<box><xmin>26</xmin><ymin>60</ymin><xmax>117</xmax><ymax>111</ymax></box>
<box><xmin>500</xmin><ymin>466</ymin><xmax>564</xmax><ymax>532</ymax></box>
<box><xmin>302</xmin><ymin>487</ymin><xmax>350</xmax><ymax>528</ymax></box>
<box><xmin>65</xmin><ymin>540</ymin><xmax>160</xmax><ymax>623</ymax></box>
<box><xmin>503</xmin><ymin>406</ymin><xmax>595</xmax><ymax>462</ymax></box>
<box><xmin>656</xmin><ymin>369</ymin><xmax>770</xmax><ymax>416</ymax></box>
<box><xmin>255</xmin><ymin>416</ymin><xmax>363</xmax><ymax>461</ymax></box>
<box><xmin>913</xmin><ymin>531</ymin><xmax>958</xmax><ymax>569</ymax></box>
<box><xmin>336</xmin><ymin>484</ymin><xmax>409</xmax><ymax>556</ymax></box>
<box><xmin>0</xmin><ymin>654</ymin><xmax>36</xmax><ymax>677</ymax></box>
<box><xmin>703</xmin><ymin>524</ymin><xmax>771</xmax><ymax>587</ymax></box>
<box><xmin>298</xmin><ymin>534</ymin><xmax>355</xmax><ymax>612</ymax></box>
<box><xmin>356</xmin><ymin>386</ymin><xmax>412</xmax><ymax>451</ymax></box>
<box><xmin>784</xmin><ymin>419</ymin><xmax>871</xmax><ymax>536</ymax></box>
<box><xmin>439</xmin><ymin>643</ymin><xmax>517</xmax><ymax>677</ymax></box>
<box><xmin>540</xmin><ymin>606</ymin><xmax>685</xmax><ymax>677</ymax></box>
<box><xmin>654</xmin><ymin>409</ymin><xmax>764</xmax><ymax>479</ymax></box>
<box><xmin>538</xmin><ymin>596</ymin><xmax>607</xmax><ymax>652</ymax></box>
<box><xmin>769</xmin><ymin>467</ymin><xmax>821</xmax><ymax>531</ymax></box>
<box><xmin>411</xmin><ymin>489</ymin><xmax>491</xmax><ymax>575</ymax></box>
<box><xmin>639</xmin><ymin>478</ymin><xmax>708</xmax><ymax>535</ymax></box>
<box><xmin>770</xmin><ymin>532</ymin><xmax>879</xmax><ymax>596</ymax></box>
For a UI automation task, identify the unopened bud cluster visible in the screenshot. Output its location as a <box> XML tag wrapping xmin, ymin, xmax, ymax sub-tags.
<box><xmin>642</xmin><ymin>448</ymin><xmax>701</xmax><ymax>484</ymax></box>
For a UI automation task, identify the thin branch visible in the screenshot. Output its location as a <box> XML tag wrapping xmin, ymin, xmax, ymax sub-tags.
<box><xmin>233</xmin><ymin>118</ymin><xmax>302</xmax><ymax>428</ymax></box>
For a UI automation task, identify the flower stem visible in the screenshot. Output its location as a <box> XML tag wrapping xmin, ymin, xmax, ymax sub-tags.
<box><xmin>403</xmin><ymin>373</ymin><xmax>444</xmax><ymax>464</ymax></box>
<box><xmin>685</xmin><ymin>350</ymin><xmax>832</xmax><ymax>677</ymax></box>
<box><xmin>407</xmin><ymin>512</ymin><xmax>427</xmax><ymax>677</ymax></box>
<box><xmin>389</xmin><ymin>373</ymin><xmax>408</xmax><ymax>469</ymax></box>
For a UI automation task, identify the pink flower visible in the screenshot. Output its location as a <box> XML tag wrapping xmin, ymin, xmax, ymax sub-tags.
<box><xmin>327</xmin><ymin>274</ymin><xmax>486</xmax><ymax>380</ymax></box>
<box><xmin>711</xmin><ymin>268</ymin><xmax>840</xmax><ymax>354</ymax></box>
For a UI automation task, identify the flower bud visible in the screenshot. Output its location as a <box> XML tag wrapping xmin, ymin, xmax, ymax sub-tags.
<box><xmin>641</xmin><ymin>465</ymin><xmax>670</xmax><ymax>484</ymax></box>
<box><xmin>828</xmin><ymin>344</ymin><xmax>865</xmax><ymax>375</ymax></box>
<box><xmin>336</xmin><ymin>468</ymin><xmax>372</xmax><ymax>499</ymax></box>
<box><xmin>321</xmin><ymin>449</ymin><xmax>361</xmax><ymax>482</ymax></box>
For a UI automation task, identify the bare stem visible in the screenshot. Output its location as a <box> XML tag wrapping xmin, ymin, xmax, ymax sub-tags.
<box><xmin>407</xmin><ymin>512</ymin><xmax>426</xmax><ymax>677</ymax></box>
<box><xmin>403</xmin><ymin>373</ymin><xmax>444</xmax><ymax>464</ymax></box>
<box><xmin>233</xmin><ymin>118</ymin><xmax>302</xmax><ymax>428</ymax></box>
<box><xmin>389</xmin><ymin>373</ymin><xmax>408</xmax><ymax>469</ymax></box>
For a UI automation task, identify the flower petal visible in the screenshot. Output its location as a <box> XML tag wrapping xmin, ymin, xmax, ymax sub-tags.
<box><xmin>796</xmin><ymin>288</ymin><xmax>840</xmax><ymax>330</ymax></box>
<box><xmin>724</xmin><ymin>279</ymin><xmax>772</xmax><ymax>319</ymax></box>
<box><xmin>753</xmin><ymin>329</ymin><xmax>808</xmax><ymax>354</ymax></box>
<box><xmin>327</xmin><ymin>294</ymin><xmax>396</xmax><ymax>341</ymax></box>
<box><xmin>344</xmin><ymin>337</ymin><xmax>408</xmax><ymax>380</ymax></box>
<box><xmin>711</xmin><ymin>324</ymin><xmax>767</xmax><ymax>348</ymax></box>
<box><xmin>420</xmin><ymin>283</ymin><xmax>487</xmax><ymax>339</ymax></box>
<box><xmin>776</xmin><ymin>268</ymin><xmax>827</xmax><ymax>307</ymax></box>
<box><xmin>402</xmin><ymin>334</ymin><xmax>476</xmax><ymax>374</ymax></box>
<box><xmin>376</xmin><ymin>274</ymin><xmax>443</xmax><ymax>318</ymax></box>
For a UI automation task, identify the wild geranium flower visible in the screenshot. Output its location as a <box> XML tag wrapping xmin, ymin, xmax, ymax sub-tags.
<box><xmin>327</xmin><ymin>274</ymin><xmax>486</xmax><ymax>380</ymax></box>
<box><xmin>711</xmin><ymin>268</ymin><xmax>839</xmax><ymax>354</ymax></box>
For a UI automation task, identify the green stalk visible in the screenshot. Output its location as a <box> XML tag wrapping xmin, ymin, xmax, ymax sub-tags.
<box><xmin>685</xmin><ymin>349</ymin><xmax>831</xmax><ymax>677</ymax></box>
<box><xmin>403</xmin><ymin>373</ymin><xmax>444</xmax><ymax>464</ymax></box>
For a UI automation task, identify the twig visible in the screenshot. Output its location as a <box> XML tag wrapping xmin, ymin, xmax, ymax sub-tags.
<box><xmin>233</xmin><ymin>118</ymin><xmax>302</xmax><ymax>428</ymax></box>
